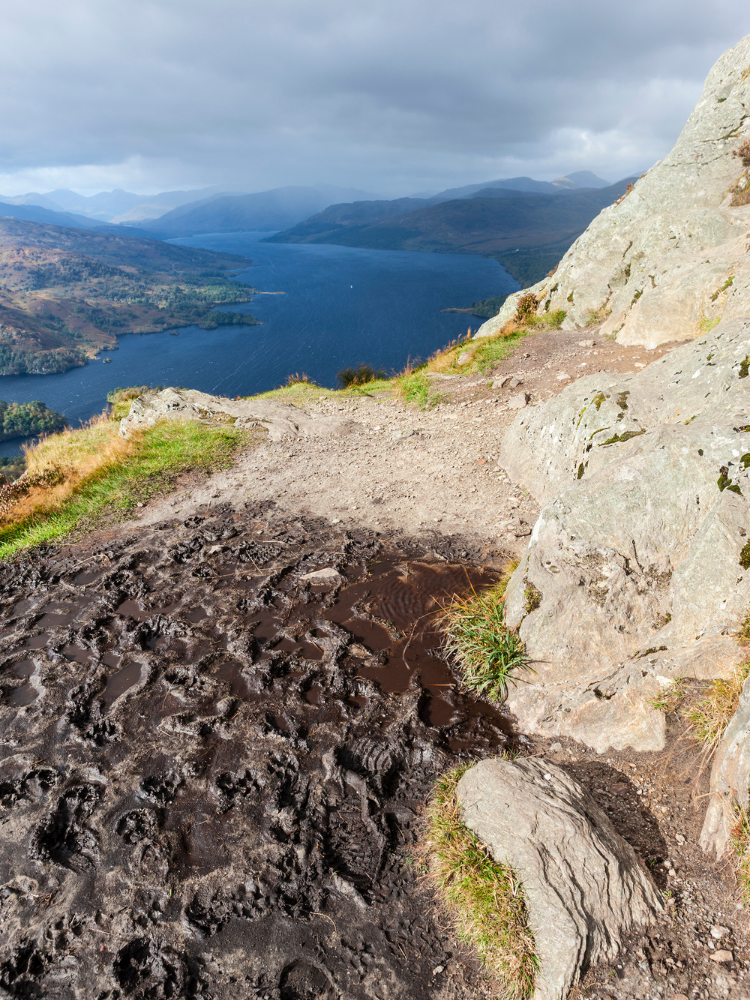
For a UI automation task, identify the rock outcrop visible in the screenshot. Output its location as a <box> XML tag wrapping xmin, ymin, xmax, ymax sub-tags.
<box><xmin>700</xmin><ymin>672</ymin><xmax>750</xmax><ymax>858</ymax></box>
<box><xmin>499</xmin><ymin>317</ymin><xmax>750</xmax><ymax>752</ymax></box>
<box><xmin>119</xmin><ymin>387</ymin><xmax>352</xmax><ymax>441</ymax></box>
<box><xmin>457</xmin><ymin>757</ymin><xmax>663</xmax><ymax>1000</ymax></box>
<box><xmin>476</xmin><ymin>34</ymin><xmax>750</xmax><ymax>348</ymax></box>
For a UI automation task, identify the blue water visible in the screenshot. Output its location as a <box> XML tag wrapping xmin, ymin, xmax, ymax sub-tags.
<box><xmin>0</xmin><ymin>231</ymin><xmax>517</xmax><ymax>455</ymax></box>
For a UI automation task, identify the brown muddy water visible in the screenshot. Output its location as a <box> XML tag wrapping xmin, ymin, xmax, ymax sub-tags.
<box><xmin>0</xmin><ymin>501</ymin><xmax>521</xmax><ymax>1000</ymax></box>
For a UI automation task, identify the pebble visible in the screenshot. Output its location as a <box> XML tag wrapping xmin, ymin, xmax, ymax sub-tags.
<box><xmin>549</xmin><ymin>742</ymin><xmax>564</xmax><ymax>753</ymax></box>
<box><xmin>432</xmin><ymin>966</ymin><xmax>444</xmax><ymax>976</ymax></box>
<box><xmin>492</xmin><ymin>375</ymin><xmax>513</xmax><ymax>389</ymax></box>
<box><xmin>457</xmin><ymin>351</ymin><xmax>471</xmax><ymax>365</ymax></box>
<box><xmin>710</xmin><ymin>925</ymin><xmax>729</xmax><ymax>939</ymax></box>
<box><xmin>507</xmin><ymin>392</ymin><xmax>529</xmax><ymax>409</ymax></box>
<box><xmin>709</xmin><ymin>949</ymin><xmax>733</xmax><ymax>963</ymax></box>
<box><xmin>556</xmin><ymin>372</ymin><xmax>571</xmax><ymax>381</ymax></box>
<box><xmin>300</xmin><ymin>567</ymin><xmax>342</xmax><ymax>584</ymax></box>
<box><xmin>578</xmin><ymin>339</ymin><xmax>595</xmax><ymax>347</ymax></box>
<box><xmin>675</xmin><ymin>833</ymin><xmax>685</xmax><ymax>845</ymax></box>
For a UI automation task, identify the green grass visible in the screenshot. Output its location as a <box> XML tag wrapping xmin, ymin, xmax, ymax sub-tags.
<box><xmin>0</xmin><ymin>421</ymin><xmax>250</xmax><ymax>561</ymax></box>
<box><xmin>700</xmin><ymin>317</ymin><xmax>721</xmax><ymax>334</ymax></box>
<box><xmin>469</xmin><ymin>331</ymin><xmax>528</xmax><ymax>374</ymax></box>
<box><xmin>396</xmin><ymin>369</ymin><xmax>443</xmax><ymax>409</ymax></box>
<box><xmin>437</xmin><ymin>565</ymin><xmax>530</xmax><ymax>702</ymax></box>
<box><xmin>422</xmin><ymin>764</ymin><xmax>536</xmax><ymax>998</ymax></box>
<box><xmin>649</xmin><ymin>677</ymin><xmax>686</xmax><ymax>714</ymax></box>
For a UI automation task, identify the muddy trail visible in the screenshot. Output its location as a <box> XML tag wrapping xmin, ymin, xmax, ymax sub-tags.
<box><xmin>0</xmin><ymin>500</ymin><xmax>524</xmax><ymax>1000</ymax></box>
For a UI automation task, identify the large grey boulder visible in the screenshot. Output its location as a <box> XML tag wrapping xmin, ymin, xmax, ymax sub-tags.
<box><xmin>119</xmin><ymin>387</ymin><xmax>352</xmax><ymax>441</ymax></box>
<box><xmin>476</xmin><ymin>34</ymin><xmax>750</xmax><ymax>348</ymax></box>
<box><xmin>457</xmin><ymin>758</ymin><xmax>663</xmax><ymax>1000</ymax></box>
<box><xmin>499</xmin><ymin>318</ymin><xmax>750</xmax><ymax>752</ymax></box>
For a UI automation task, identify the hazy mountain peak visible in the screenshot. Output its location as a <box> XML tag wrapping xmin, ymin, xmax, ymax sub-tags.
<box><xmin>563</xmin><ymin>170</ymin><xmax>611</xmax><ymax>188</ymax></box>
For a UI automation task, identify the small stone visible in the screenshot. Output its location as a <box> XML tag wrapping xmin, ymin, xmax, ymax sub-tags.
<box><xmin>392</xmin><ymin>429</ymin><xmax>415</xmax><ymax>440</ymax></box>
<box><xmin>457</xmin><ymin>351</ymin><xmax>471</xmax><ymax>365</ymax></box>
<box><xmin>432</xmin><ymin>965</ymin><xmax>444</xmax><ymax>976</ymax></box>
<box><xmin>709</xmin><ymin>949</ymin><xmax>733</xmax><ymax>963</ymax></box>
<box><xmin>673</xmin><ymin>994</ymin><xmax>689</xmax><ymax>1000</ymax></box>
<box><xmin>507</xmin><ymin>392</ymin><xmax>530</xmax><ymax>410</ymax></box>
<box><xmin>675</xmin><ymin>834</ymin><xmax>685</xmax><ymax>845</ymax></box>
<box><xmin>492</xmin><ymin>375</ymin><xmax>513</xmax><ymax>389</ymax></box>
<box><xmin>556</xmin><ymin>372</ymin><xmax>571</xmax><ymax>381</ymax></box>
<box><xmin>549</xmin><ymin>742</ymin><xmax>564</xmax><ymax>753</ymax></box>
<box><xmin>635</xmin><ymin>362</ymin><xmax>646</xmax><ymax>368</ymax></box>
<box><xmin>300</xmin><ymin>567</ymin><xmax>342</xmax><ymax>584</ymax></box>
<box><xmin>509</xmin><ymin>377</ymin><xmax>524</xmax><ymax>389</ymax></box>
<box><xmin>711</xmin><ymin>925</ymin><xmax>729</xmax><ymax>939</ymax></box>
<box><xmin>578</xmin><ymin>339</ymin><xmax>595</xmax><ymax>347</ymax></box>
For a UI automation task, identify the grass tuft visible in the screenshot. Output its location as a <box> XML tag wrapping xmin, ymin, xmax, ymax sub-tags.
<box><xmin>337</xmin><ymin>362</ymin><xmax>387</xmax><ymax>388</ymax></box>
<box><xmin>685</xmin><ymin>659</ymin><xmax>750</xmax><ymax>752</ymax></box>
<box><xmin>436</xmin><ymin>564</ymin><xmax>529</xmax><ymax>702</ymax></box>
<box><xmin>731</xmin><ymin>803</ymin><xmax>750</xmax><ymax>903</ymax></box>
<box><xmin>649</xmin><ymin>677</ymin><xmax>687</xmax><ymax>715</ymax></box>
<box><xmin>421</xmin><ymin>764</ymin><xmax>536</xmax><ymax>998</ymax></box>
<box><xmin>0</xmin><ymin>418</ymin><xmax>252</xmax><ymax>561</ymax></box>
<box><xmin>285</xmin><ymin>372</ymin><xmax>318</xmax><ymax>387</ymax></box>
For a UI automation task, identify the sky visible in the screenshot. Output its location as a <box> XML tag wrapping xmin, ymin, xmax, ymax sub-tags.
<box><xmin>0</xmin><ymin>0</ymin><xmax>748</xmax><ymax>198</ymax></box>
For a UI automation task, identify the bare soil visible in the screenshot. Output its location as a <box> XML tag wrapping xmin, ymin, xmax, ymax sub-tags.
<box><xmin>1</xmin><ymin>325</ymin><xmax>744</xmax><ymax>1000</ymax></box>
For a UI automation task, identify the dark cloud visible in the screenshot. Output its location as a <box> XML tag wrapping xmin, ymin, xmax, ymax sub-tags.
<box><xmin>0</xmin><ymin>0</ymin><xmax>748</xmax><ymax>194</ymax></box>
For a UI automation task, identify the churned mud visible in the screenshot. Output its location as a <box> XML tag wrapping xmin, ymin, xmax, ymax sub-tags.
<box><xmin>0</xmin><ymin>501</ymin><xmax>521</xmax><ymax>1000</ymax></box>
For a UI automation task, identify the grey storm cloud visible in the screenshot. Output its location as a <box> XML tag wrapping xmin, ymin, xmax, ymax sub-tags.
<box><xmin>0</xmin><ymin>0</ymin><xmax>749</xmax><ymax>194</ymax></box>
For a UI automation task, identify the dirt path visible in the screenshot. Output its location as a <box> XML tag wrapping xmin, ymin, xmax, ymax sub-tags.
<box><xmin>142</xmin><ymin>327</ymin><xmax>675</xmax><ymax>558</ymax></box>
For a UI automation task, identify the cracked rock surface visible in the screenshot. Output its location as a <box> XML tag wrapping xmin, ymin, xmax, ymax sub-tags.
<box><xmin>499</xmin><ymin>317</ymin><xmax>750</xmax><ymax>753</ymax></box>
<box><xmin>458</xmin><ymin>757</ymin><xmax>663</xmax><ymax>1000</ymax></box>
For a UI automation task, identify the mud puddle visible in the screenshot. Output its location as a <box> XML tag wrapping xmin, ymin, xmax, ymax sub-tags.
<box><xmin>0</xmin><ymin>501</ymin><xmax>515</xmax><ymax>1000</ymax></box>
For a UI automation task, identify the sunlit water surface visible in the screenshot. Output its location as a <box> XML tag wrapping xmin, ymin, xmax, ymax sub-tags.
<box><xmin>0</xmin><ymin>231</ymin><xmax>518</xmax><ymax>455</ymax></box>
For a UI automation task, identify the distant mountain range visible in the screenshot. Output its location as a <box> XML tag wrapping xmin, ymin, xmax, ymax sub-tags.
<box><xmin>0</xmin><ymin>184</ymin><xmax>378</xmax><ymax>229</ymax></box>
<box><xmin>266</xmin><ymin>175</ymin><xmax>634</xmax><ymax>286</ymax></box>
<box><xmin>142</xmin><ymin>185</ymin><xmax>379</xmax><ymax>237</ymax></box>
<box><xmin>0</xmin><ymin>171</ymin><xmax>629</xmax><ymax>288</ymax></box>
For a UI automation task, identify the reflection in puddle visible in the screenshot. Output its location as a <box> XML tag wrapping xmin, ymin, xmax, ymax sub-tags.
<box><xmin>9</xmin><ymin>683</ymin><xmax>37</xmax><ymax>707</ymax></box>
<box><xmin>63</xmin><ymin>645</ymin><xmax>94</xmax><ymax>664</ymax></box>
<box><xmin>25</xmin><ymin>633</ymin><xmax>50</xmax><ymax>649</ymax></box>
<box><xmin>12</xmin><ymin>660</ymin><xmax>35</xmax><ymax>679</ymax></box>
<box><xmin>102</xmin><ymin>662</ymin><xmax>143</xmax><ymax>710</ymax></box>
